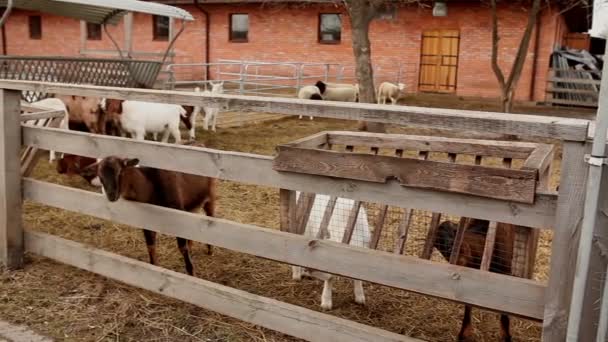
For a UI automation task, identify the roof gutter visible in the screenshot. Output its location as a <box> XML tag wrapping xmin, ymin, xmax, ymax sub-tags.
<box><xmin>194</xmin><ymin>0</ymin><xmax>211</xmax><ymax>81</ymax></box>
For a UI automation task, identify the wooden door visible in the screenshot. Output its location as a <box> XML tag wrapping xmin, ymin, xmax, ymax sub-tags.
<box><xmin>418</xmin><ymin>30</ymin><xmax>460</xmax><ymax>93</ymax></box>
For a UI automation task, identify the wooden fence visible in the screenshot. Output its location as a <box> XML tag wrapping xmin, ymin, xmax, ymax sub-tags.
<box><xmin>0</xmin><ymin>80</ymin><xmax>597</xmax><ymax>341</ymax></box>
<box><xmin>546</xmin><ymin>69</ymin><xmax>600</xmax><ymax>108</ymax></box>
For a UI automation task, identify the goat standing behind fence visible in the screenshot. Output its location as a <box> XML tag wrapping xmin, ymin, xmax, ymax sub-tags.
<box><xmin>434</xmin><ymin>219</ymin><xmax>514</xmax><ymax>342</ymax></box>
<box><xmin>81</xmin><ymin>151</ymin><xmax>217</xmax><ymax>276</ymax></box>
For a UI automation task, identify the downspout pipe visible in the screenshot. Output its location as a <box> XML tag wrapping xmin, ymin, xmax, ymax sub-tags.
<box><xmin>566</xmin><ymin>43</ymin><xmax>608</xmax><ymax>341</ymax></box>
<box><xmin>194</xmin><ymin>0</ymin><xmax>211</xmax><ymax>81</ymax></box>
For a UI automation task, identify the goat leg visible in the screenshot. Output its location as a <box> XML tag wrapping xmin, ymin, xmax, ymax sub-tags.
<box><xmin>143</xmin><ymin>230</ymin><xmax>158</xmax><ymax>265</ymax></box>
<box><xmin>177</xmin><ymin>237</ymin><xmax>195</xmax><ymax>276</ymax></box>
<box><xmin>500</xmin><ymin>314</ymin><xmax>511</xmax><ymax>342</ymax></box>
<box><xmin>458</xmin><ymin>305</ymin><xmax>473</xmax><ymax>341</ymax></box>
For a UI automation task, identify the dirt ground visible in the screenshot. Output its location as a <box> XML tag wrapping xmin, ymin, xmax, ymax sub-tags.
<box><xmin>0</xmin><ymin>95</ymin><xmax>592</xmax><ymax>342</ymax></box>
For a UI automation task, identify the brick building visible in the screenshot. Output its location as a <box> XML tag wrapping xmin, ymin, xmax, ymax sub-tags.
<box><xmin>0</xmin><ymin>0</ymin><xmax>591</xmax><ymax>101</ymax></box>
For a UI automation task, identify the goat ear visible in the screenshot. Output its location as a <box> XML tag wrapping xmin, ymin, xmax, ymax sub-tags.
<box><xmin>80</xmin><ymin>162</ymin><xmax>99</xmax><ymax>178</ymax></box>
<box><xmin>123</xmin><ymin>158</ymin><xmax>139</xmax><ymax>167</ymax></box>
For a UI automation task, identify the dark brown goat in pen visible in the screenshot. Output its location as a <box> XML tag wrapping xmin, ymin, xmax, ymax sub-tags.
<box><xmin>81</xmin><ymin>149</ymin><xmax>217</xmax><ymax>276</ymax></box>
<box><xmin>434</xmin><ymin>219</ymin><xmax>514</xmax><ymax>342</ymax></box>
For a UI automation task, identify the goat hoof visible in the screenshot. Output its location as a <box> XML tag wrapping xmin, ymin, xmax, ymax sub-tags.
<box><xmin>354</xmin><ymin>296</ymin><xmax>365</xmax><ymax>305</ymax></box>
<box><xmin>320</xmin><ymin>301</ymin><xmax>332</xmax><ymax>311</ymax></box>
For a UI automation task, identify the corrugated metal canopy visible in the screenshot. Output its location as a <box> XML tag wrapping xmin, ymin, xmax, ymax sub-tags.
<box><xmin>0</xmin><ymin>0</ymin><xmax>194</xmax><ymax>24</ymax></box>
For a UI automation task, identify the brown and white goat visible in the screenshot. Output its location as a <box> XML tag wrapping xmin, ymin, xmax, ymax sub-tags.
<box><xmin>103</xmin><ymin>99</ymin><xmax>195</xmax><ymax>142</ymax></box>
<box><xmin>81</xmin><ymin>154</ymin><xmax>217</xmax><ymax>276</ymax></box>
<box><xmin>434</xmin><ymin>219</ymin><xmax>514</xmax><ymax>342</ymax></box>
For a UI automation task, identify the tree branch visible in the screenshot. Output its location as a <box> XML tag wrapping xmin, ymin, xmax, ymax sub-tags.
<box><xmin>490</xmin><ymin>0</ymin><xmax>506</xmax><ymax>92</ymax></box>
<box><xmin>504</xmin><ymin>0</ymin><xmax>541</xmax><ymax>91</ymax></box>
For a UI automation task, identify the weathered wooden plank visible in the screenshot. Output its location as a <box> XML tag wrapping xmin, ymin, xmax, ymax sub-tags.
<box><xmin>20</xmin><ymin>110</ymin><xmax>65</xmax><ymax>122</ymax></box>
<box><xmin>341</xmin><ymin>201</ymin><xmax>362</xmax><ymax>245</ymax></box>
<box><xmin>21</xmin><ymin>126</ymin><xmax>558</xmax><ymax>228</ymax></box>
<box><xmin>522</xmin><ymin>144</ymin><xmax>555</xmax><ymax>177</ymax></box>
<box><xmin>542</xmin><ymin>141</ymin><xmax>589</xmax><ymax>341</ymax></box>
<box><xmin>279</xmin><ymin>189</ymin><xmax>296</xmax><ymax>233</ymax></box>
<box><xmin>449</xmin><ymin>217</ymin><xmax>468</xmax><ymax>265</ymax></box>
<box><xmin>394</xmin><ymin>151</ymin><xmax>428</xmax><ymax>255</ymax></box>
<box><xmin>23</xmin><ymin>179</ymin><xmax>546</xmax><ymax>319</ymax></box>
<box><xmin>370</xmin><ymin>206</ymin><xmax>388</xmax><ymax>249</ymax></box>
<box><xmin>294</xmin><ymin>193</ymin><xmax>315</xmax><ymax>235</ymax></box>
<box><xmin>480</xmin><ymin>222</ymin><xmax>498</xmax><ymax>271</ymax></box>
<box><xmin>548</xmin><ymin>77</ymin><xmax>601</xmax><ymax>85</ymax></box>
<box><xmin>25</xmin><ymin>231</ymin><xmax>418</xmax><ymax>342</ymax></box>
<box><xmin>273</xmin><ymin>147</ymin><xmax>538</xmax><ymax>204</ymax></box>
<box><xmin>1</xmin><ymin>80</ymin><xmax>590</xmax><ymax>141</ymax></box>
<box><xmin>544</xmin><ymin>98</ymin><xmax>598</xmax><ymax>108</ymax></box>
<box><xmin>0</xmin><ymin>90</ymin><xmax>23</xmax><ymax>269</ymax></box>
<box><xmin>546</xmin><ymin>87</ymin><xmax>599</xmax><ymax>96</ymax></box>
<box><xmin>317</xmin><ymin>196</ymin><xmax>337</xmax><ymax>240</ymax></box>
<box><xmin>394</xmin><ymin>209</ymin><xmax>412</xmax><ymax>255</ymax></box>
<box><xmin>21</xmin><ymin>117</ymin><xmax>62</xmax><ymax>177</ymax></box>
<box><xmin>421</xmin><ymin>213</ymin><xmax>442</xmax><ymax>259</ymax></box>
<box><xmin>280</xmin><ymin>131</ymin><xmax>328</xmax><ymax>149</ymax></box>
<box><xmin>325</xmin><ymin>131</ymin><xmax>537</xmax><ymax>158</ymax></box>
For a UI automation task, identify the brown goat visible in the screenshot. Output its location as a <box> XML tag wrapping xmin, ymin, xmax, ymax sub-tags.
<box><xmin>56</xmin><ymin>154</ymin><xmax>99</xmax><ymax>185</ymax></box>
<box><xmin>81</xmin><ymin>153</ymin><xmax>217</xmax><ymax>276</ymax></box>
<box><xmin>434</xmin><ymin>219</ymin><xmax>514</xmax><ymax>342</ymax></box>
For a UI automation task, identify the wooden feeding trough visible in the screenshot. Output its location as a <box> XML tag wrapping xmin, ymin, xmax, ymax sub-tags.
<box><xmin>275</xmin><ymin>131</ymin><xmax>554</xmax><ymax>282</ymax></box>
<box><xmin>273</xmin><ymin>131</ymin><xmax>554</xmax><ymax>204</ymax></box>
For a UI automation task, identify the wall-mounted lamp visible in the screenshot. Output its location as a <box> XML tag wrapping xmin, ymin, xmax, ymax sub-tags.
<box><xmin>433</xmin><ymin>0</ymin><xmax>447</xmax><ymax>17</ymax></box>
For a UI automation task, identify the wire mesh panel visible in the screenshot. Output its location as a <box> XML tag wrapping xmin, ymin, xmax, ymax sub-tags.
<box><xmin>0</xmin><ymin>56</ymin><xmax>162</xmax><ymax>102</ymax></box>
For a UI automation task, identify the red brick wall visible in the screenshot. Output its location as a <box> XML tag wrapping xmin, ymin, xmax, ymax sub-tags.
<box><xmin>0</xmin><ymin>2</ymin><xmax>563</xmax><ymax>101</ymax></box>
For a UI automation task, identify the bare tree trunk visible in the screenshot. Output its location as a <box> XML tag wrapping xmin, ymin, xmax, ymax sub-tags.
<box><xmin>490</xmin><ymin>0</ymin><xmax>541</xmax><ymax>114</ymax></box>
<box><xmin>345</xmin><ymin>0</ymin><xmax>386</xmax><ymax>133</ymax></box>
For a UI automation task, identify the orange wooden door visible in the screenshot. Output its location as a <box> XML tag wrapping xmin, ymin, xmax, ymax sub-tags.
<box><xmin>418</xmin><ymin>30</ymin><xmax>460</xmax><ymax>93</ymax></box>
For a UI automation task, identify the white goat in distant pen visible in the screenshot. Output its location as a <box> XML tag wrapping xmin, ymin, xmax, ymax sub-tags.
<box><xmin>202</xmin><ymin>81</ymin><xmax>224</xmax><ymax>132</ymax></box>
<box><xmin>24</xmin><ymin>98</ymin><xmax>69</xmax><ymax>162</ymax></box>
<box><xmin>297</xmin><ymin>85</ymin><xmax>323</xmax><ymax>120</ymax></box>
<box><xmin>315</xmin><ymin>81</ymin><xmax>359</xmax><ymax>102</ymax></box>
<box><xmin>292</xmin><ymin>192</ymin><xmax>370</xmax><ymax>310</ymax></box>
<box><xmin>377</xmin><ymin>81</ymin><xmax>406</xmax><ymax>105</ymax></box>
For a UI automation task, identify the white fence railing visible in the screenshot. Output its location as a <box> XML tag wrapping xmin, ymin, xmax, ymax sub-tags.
<box><xmin>164</xmin><ymin>60</ymin><xmax>417</xmax><ymax>97</ymax></box>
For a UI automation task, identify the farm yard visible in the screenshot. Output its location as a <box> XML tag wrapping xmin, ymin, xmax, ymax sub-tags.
<box><xmin>0</xmin><ymin>95</ymin><xmax>589</xmax><ymax>341</ymax></box>
<box><xmin>0</xmin><ymin>0</ymin><xmax>605</xmax><ymax>341</ymax></box>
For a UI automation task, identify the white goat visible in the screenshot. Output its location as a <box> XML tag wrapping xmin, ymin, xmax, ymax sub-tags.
<box><xmin>202</xmin><ymin>81</ymin><xmax>224</xmax><ymax>132</ymax></box>
<box><xmin>377</xmin><ymin>82</ymin><xmax>406</xmax><ymax>105</ymax></box>
<box><xmin>297</xmin><ymin>85</ymin><xmax>322</xmax><ymax>120</ymax></box>
<box><xmin>292</xmin><ymin>192</ymin><xmax>370</xmax><ymax>310</ymax></box>
<box><xmin>315</xmin><ymin>81</ymin><xmax>359</xmax><ymax>102</ymax></box>
<box><xmin>24</xmin><ymin>98</ymin><xmax>69</xmax><ymax>162</ymax></box>
<box><xmin>102</xmin><ymin>99</ymin><xmax>185</xmax><ymax>144</ymax></box>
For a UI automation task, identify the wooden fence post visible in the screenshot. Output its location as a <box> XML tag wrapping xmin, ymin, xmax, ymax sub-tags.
<box><xmin>542</xmin><ymin>141</ymin><xmax>589</xmax><ymax>341</ymax></box>
<box><xmin>0</xmin><ymin>89</ymin><xmax>23</xmax><ymax>269</ymax></box>
<box><xmin>279</xmin><ymin>189</ymin><xmax>296</xmax><ymax>233</ymax></box>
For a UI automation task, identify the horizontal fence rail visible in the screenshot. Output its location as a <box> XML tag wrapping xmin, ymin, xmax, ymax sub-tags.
<box><xmin>23</xmin><ymin>178</ymin><xmax>546</xmax><ymax>320</ymax></box>
<box><xmin>23</xmin><ymin>125</ymin><xmax>558</xmax><ymax>228</ymax></box>
<box><xmin>3</xmin><ymin>80</ymin><xmax>591</xmax><ymax>142</ymax></box>
<box><xmin>25</xmin><ymin>231</ymin><xmax>419</xmax><ymax>342</ymax></box>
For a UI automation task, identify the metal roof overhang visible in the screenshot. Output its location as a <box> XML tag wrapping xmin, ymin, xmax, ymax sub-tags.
<box><xmin>0</xmin><ymin>0</ymin><xmax>194</xmax><ymax>24</ymax></box>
